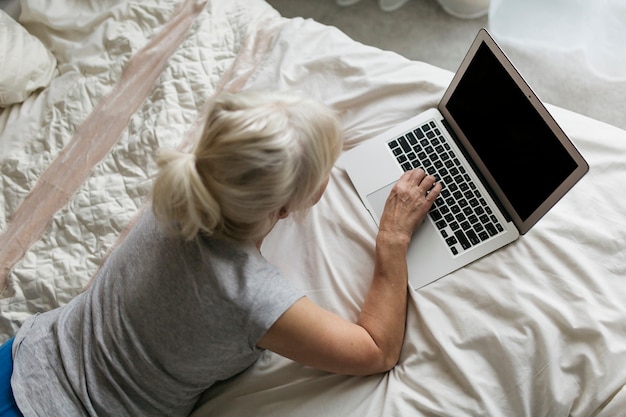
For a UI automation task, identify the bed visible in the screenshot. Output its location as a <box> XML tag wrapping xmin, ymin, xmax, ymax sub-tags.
<box><xmin>1</xmin><ymin>0</ymin><xmax>625</xmax><ymax>415</ymax></box>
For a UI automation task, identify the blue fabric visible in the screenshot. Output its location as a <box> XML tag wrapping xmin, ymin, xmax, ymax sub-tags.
<box><xmin>0</xmin><ymin>338</ymin><xmax>23</xmax><ymax>417</ymax></box>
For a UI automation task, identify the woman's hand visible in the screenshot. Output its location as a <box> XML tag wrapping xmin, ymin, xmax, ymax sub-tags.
<box><xmin>377</xmin><ymin>168</ymin><xmax>442</xmax><ymax>249</ymax></box>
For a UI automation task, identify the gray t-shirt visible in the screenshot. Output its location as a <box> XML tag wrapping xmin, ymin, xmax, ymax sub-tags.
<box><xmin>11</xmin><ymin>209</ymin><xmax>303</xmax><ymax>416</ymax></box>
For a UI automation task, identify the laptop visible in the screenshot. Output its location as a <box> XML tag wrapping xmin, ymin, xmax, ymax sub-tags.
<box><xmin>340</xmin><ymin>28</ymin><xmax>589</xmax><ymax>289</ymax></box>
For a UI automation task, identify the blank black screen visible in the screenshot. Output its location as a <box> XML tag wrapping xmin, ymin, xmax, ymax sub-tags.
<box><xmin>446</xmin><ymin>42</ymin><xmax>577</xmax><ymax>221</ymax></box>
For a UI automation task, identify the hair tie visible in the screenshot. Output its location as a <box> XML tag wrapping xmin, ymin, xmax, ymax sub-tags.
<box><xmin>183</xmin><ymin>152</ymin><xmax>197</xmax><ymax>169</ymax></box>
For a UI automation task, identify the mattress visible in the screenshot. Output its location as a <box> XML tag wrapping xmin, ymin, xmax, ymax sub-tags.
<box><xmin>1</xmin><ymin>0</ymin><xmax>625</xmax><ymax>415</ymax></box>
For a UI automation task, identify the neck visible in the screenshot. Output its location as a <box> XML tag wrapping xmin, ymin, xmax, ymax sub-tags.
<box><xmin>256</xmin><ymin>214</ymin><xmax>284</xmax><ymax>251</ymax></box>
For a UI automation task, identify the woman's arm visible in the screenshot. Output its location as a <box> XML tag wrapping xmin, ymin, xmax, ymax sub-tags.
<box><xmin>257</xmin><ymin>169</ymin><xmax>441</xmax><ymax>375</ymax></box>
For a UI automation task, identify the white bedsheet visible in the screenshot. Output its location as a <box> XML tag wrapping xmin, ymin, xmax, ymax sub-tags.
<box><xmin>1</xmin><ymin>1</ymin><xmax>624</xmax><ymax>415</ymax></box>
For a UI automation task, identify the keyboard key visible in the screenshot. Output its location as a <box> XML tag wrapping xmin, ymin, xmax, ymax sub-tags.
<box><xmin>398</xmin><ymin>136</ymin><xmax>411</xmax><ymax>152</ymax></box>
<box><xmin>454</xmin><ymin>230</ymin><xmax>471</xmax><ymax>250</ymax></box>
<box><xmin>485</xmin><ymin>223</ymin><xmax>498</xmax><ymax>236</ymax></box>
<box><xmin>466</xmin><ymin>230</ymin><xmax>480</xmax><ymax>245</ymax></box>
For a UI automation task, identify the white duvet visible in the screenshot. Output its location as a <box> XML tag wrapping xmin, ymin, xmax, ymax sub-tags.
<box><xmin>1</xmin><ymin>0</ymin><xmax>625</xmax><ymax>416</ymax></box>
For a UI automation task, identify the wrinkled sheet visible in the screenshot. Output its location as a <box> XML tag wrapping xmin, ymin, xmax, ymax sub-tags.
<box><xmin>0</xmin><ymin>1</ymin><xmax>625</xmax><ymax>416</ymax></box>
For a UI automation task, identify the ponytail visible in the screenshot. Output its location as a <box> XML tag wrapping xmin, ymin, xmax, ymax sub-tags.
<box><xmin>152</xmin><ymin>149</ymin><xmax>221</xmax><ymax>240</ymax></box>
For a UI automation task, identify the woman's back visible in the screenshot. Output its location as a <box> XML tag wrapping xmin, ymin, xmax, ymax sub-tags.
<box><xmin>11</xmin><ymin>210</ymin><xmax>302</xmax><ymax>416</ymax></box>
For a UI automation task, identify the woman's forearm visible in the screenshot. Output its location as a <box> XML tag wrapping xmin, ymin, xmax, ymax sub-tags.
<box><xmin>357</xmin><ymin>231</ymin><xmax>410</xmax><ymax>371</ymax></box>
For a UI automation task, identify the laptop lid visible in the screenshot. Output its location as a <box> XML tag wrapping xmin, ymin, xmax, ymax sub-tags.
<box><xmin>439</xmin><ymin>29</ymin><xmax>589</xmax><ymax>234</ymax></box>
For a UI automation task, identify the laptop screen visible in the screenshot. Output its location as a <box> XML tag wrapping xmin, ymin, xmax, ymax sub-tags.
<box><xmin>445</xmin><ymin>41</ymin><xmax>579</xmax><ymax>225</ymax></box>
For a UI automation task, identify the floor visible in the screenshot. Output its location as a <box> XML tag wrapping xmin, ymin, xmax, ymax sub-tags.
<box><xmin>266</xmin><ymin>0</ymin><xmax>626</xmax><ymax>131</ymax></box>
<box><xmin>0</xmin><ymin>0</ymin><xmax>18</xmax><ymax>18</ymax></box>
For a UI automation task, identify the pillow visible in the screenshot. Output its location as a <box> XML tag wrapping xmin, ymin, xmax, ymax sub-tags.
<box><xmin>0</xmin><ymin>9</ymin><xmax>57</xmax><ymax>107</ymax></box>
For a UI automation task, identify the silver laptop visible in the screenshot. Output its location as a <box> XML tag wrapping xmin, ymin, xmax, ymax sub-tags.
<box><xmin>340</xmin><ymin>28</ymin><xmax>589</xmax><ymax>289</ymax></box>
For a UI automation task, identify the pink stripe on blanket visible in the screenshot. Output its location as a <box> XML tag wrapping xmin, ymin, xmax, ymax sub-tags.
<box><xmin>0</xmin><ymin>0</ymin><xmax>209</xmax><ymax>292</ymax></box>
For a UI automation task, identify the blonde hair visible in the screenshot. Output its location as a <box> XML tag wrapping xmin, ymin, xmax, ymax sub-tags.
<box><xmin>152</xmin><ymin>90</ymin><xmax>343</xmax><ymax>242</ymax></box>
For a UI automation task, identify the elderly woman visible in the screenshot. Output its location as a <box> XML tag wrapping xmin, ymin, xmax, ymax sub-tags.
<box><xmin>3</xmin><ymin>90</ymin><xmax>440</xmax><ymax>416</ymax></box>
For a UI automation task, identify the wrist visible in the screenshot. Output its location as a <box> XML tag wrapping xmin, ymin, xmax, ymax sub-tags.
<box><xmin>375</xmin><ymin>230</ymin><xmax>411</xmax><ymax>252</ymax></box>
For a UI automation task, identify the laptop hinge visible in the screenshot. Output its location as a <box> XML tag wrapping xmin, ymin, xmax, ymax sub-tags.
<box><xmin>441</xmin><ymin>118</ymin><xmax>512</xmax><ymax>223</ymax></box>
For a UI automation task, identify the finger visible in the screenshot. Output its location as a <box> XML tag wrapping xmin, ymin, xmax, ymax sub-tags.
<box><xmin>425</xmin><ymin>181</ymin><xmax>442</xmax><ymax>202</ymax></box>
<box><xmin>416</xmin><ymin>173</ymin><xmax>437</xmax><ymax>193</ymax></box>
<box><xmin>399</xmin><ymin>168</ymin><xmax>425</xmax><ymax>186</ymax></box>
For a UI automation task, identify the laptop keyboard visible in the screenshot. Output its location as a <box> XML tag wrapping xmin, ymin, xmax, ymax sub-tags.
<box><xmin>387</xmin><ymin>120</ymin><xmax>504</xmax><ymax>256</ymax></box>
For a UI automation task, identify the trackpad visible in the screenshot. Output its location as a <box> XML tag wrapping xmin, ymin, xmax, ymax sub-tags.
<box><xmin>366</xmin><ymin>181</ymin><xmax>397</xmax><ymax>226</ymax></box>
